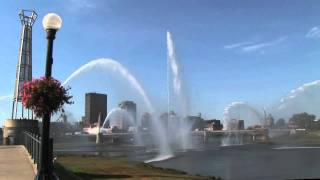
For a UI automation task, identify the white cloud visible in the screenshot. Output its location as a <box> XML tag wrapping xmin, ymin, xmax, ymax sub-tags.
<box><xmin>224</xmin><ymin>41</ymin><xmax>253</xmax><ymax>50</ymax></box>
<box><xmin>306</xmin><ymin>27</ymin><xmax>320</xmax><ymax>39</ymax></box>
<box><xmin>241</xmin><ymin>36</ymin><xmax>287</xmax><ymax>52</ymax></box>
<box><xmin>67</xmin><ymin>0</ymin><xmax>96</xmax><ymax>12</ymax></box>
<box><xmin>224</xmin><ymin>37</ymin><xmax>287</xmax><ymax>53</ymax></box>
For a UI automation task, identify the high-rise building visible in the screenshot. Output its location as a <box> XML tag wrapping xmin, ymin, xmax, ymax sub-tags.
<box><xmin>141</xmin><ymin>112</ymin><xmax>152</xmax><ymax>131</ymax></box>
<box><xmin>238</xmin><ymin>120</ymin><xmax>245</xmax><ymax>130</ymax></box>
<box><xmin>118</xmin><ymin>101</ymin><xmax>137</xmax><ymax>125</ymax></box>
<box><xmin>205</xmin><ymin>119</ymin><xmax>223</xmax><ymax>130</ymax></box>
<box><xmin>83</xmin><ymin>93</ymin><xmax>107</xmax><ymax>127</ymax></box>
<box><xmin>185</xmin><ymin>115</ymin><xmax>205</xmax><ymax>131</ymax></box>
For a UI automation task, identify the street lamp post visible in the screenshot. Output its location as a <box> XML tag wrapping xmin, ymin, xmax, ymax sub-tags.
<box><xmin>35</xmin><ymin>13</ymin><xmax>62</xmax><ymax>180</ymax></box>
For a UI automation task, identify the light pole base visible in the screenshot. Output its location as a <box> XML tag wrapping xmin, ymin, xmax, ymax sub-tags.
<box><xmin>34</xmin><ymin>171</ymin><xmax>59</xmax><ymax>180</ymax></box>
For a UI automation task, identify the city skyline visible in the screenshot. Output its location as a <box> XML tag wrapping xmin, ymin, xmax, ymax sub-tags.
<box><xmin>1</xmin><ymin>1</ymin><xmax>320</xmax><ymax>125</ymax></box>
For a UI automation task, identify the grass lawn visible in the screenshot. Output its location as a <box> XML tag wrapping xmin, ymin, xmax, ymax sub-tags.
<box><xmin>54</xmin><ymin>155</ymin><xmax>219</xmax><ymax>180</ymax></box>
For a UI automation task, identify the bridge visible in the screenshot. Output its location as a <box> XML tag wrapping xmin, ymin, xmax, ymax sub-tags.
<box><xmin>58</xmin><ymin>129</ymin><xmax>270</xmax><ymax>144</ymax></box>
<box><xmin>191</xmin><ymin>129</ymin><xmax>269</xmax><ymax>143</ymax></box>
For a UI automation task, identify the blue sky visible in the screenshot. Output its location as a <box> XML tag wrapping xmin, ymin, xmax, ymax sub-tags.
<box><xmin>1</xmin><ymin>0</ymin><xmax>320</xmax><ymax>124</ymax></box>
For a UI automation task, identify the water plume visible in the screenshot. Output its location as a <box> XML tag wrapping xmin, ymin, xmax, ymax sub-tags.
<box><xmin>278</xmin><ymin>80</ymin><xmax>320</xmax><ymax>118</ymax></box>
<box><xmin>223</xmin><ymin>101</ymin><xmax>263</xmax><ymax>128</ymax></box>
<box><xmin>63</xmin><ymin>58</ymin><xmax>154</xmax><ymax>113</ymax></box>
<box><xmin>167</xmin><ymin>31</ymin><xmax>189</xmax><ymax>117</ymax></box>
<box><xmin>167</xmin><ymin>31</ymin><xmax>191</xmax><ymax>150</ymax></box>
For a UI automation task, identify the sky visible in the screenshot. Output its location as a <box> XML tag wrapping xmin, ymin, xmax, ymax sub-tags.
<box><xmin>1</xmin><ymin>0</ymin><xmax>320</xmax><ymax>125</ymax></box>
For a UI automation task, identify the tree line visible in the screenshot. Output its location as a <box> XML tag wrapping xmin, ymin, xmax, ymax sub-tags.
<box><xmin>274</xmin><ymin>112</ymin><xmax>320</xmax><ymax>130</ymax></box>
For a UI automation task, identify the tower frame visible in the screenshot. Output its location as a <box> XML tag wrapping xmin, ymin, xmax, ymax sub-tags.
<box><xmin>12</xmin><ymin>10</ymin><xmax>37</xmax><ymax>119</ymax></box>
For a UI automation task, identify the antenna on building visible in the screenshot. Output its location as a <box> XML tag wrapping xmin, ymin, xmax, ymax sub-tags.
<box><xmin>11</xmin><ymin>10</ymin><xmax>37</xmax><ymax>119</ymax></box>
<box><xmin>263</xmin><ymin>108</ymin><xmax>267</xmax><ymax>126</ymax></box>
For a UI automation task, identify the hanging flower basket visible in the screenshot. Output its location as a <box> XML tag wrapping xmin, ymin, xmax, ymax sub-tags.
<box><xmin>21</xmin><ymin>77</ymin><xmax>73</xmax><ymax>117</ymax></box>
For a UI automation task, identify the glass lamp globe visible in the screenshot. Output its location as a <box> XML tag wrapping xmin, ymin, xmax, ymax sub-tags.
<box><xmin>42</xmin><ymin>13</ymin><xmax>62</xmax><ymax>30</ymax></box>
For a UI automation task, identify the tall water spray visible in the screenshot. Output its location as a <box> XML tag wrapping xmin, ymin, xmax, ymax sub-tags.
<box><xmin>167</xmin><ymin>31</ymin><xmax>190</xmax><ymax>117</ymax></box>
<box><xmin>167</xmin><ymin>31</ymin><xmax>191</xmax><ymax>150</ymax></box>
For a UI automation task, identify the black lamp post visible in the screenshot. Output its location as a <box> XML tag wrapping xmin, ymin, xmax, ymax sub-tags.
<box><xmin>35</xmin><ymin>13</ymin><xmax>62</xmax><ymax>180</ymax></box>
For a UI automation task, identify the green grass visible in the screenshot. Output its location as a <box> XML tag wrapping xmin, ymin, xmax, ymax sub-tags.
<box><xmin>54</xmin><ymin>155</ymin><xmax>220</xmax><ymax>180</ymax></box>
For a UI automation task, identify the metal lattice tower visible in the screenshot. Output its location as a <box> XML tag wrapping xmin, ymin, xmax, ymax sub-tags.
<box><xmin>12</xmin><ymin>10</ymin><xmax>37</xmax><ymax>119</ymax></box>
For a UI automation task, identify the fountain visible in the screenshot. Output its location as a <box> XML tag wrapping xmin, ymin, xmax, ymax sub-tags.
<box><xmin>166</xmin><ymin>31</ymin><xmax>192</xmax><ymax>150</ymax></box>
<box><xmin>222</xmin><ymin>101</ymin><xmax>263</xmax><ymax>146</ymax></box>
<box><xmin>278</xmin><ymin>80</ymin><xmax>320</xmax><ymax>118</ymax></box>
<box><xmin>62</xmin><ymin>58</ymin><xmax>173</xmax><ymax>161</ymax></box>
<box><xmin>63</xmin><ymin>58</ymin><xmax>154</xmax><ymax>113</ymax></box>
<box><xmin>101</xmin><ymin>108</ymin><xmax>134</xmax><ymax>131</ymax></box>
<box><xmin>61</xmin><ymin>31</ymin><xmax>198</xmax><ymax>162</ymax></box>
<box><xmin>223</xmin><ymin>101</ymin><xmax>263</xmax><ymax>128</ymax></box>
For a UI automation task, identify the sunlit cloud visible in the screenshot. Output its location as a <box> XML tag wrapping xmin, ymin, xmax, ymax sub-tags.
<box><xmin>306</xmin><ymin>26</ymin><xmax>320</xmax><ymax>39</ymax></box>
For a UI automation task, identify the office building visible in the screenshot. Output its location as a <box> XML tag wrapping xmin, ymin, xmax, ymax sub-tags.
<box><xmin>83</xmin><ymin>92</ymin><xmax>107</xmax><ymax>127</ymax></box>
<box><xmin>238</xmin><ymin>120</ymin><xmax>245</xmax><ymax>130</ymax></box>
<box><xmin>141</xmin><ymin>112</ymin><xmax>152</xmax><ymax>131</ymax></box>
<box><xmin>118</xmin><ymin>101</ymin><xmax>137</xmax><ymax>125</ymax></box>
<box><xmin>205</xmin><ymin>119</ymin><xmax>223</xmax><ymax>130</ymax></box>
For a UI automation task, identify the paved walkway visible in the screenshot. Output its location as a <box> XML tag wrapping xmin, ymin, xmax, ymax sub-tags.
<box><xmin>0</xmin><ymin>145</ymin><xmax>35</xmax><ymax>180</ymax></box>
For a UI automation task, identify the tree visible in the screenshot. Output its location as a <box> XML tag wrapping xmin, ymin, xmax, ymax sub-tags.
<box><xmin>275</xmin><ymin>118</ymin><xmax>286</xmax><ymax>129</ymax></box>
<box><xmin>289</xmin><ymin>112</ymin><xmax>316</xmax><ymax>129</ymax></box>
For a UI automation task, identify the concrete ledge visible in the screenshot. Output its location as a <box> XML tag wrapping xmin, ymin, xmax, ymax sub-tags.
<box><xmin>20</xmin><ymin>145</ymin><xmax>38</xmax><ymax>174</ymax></box>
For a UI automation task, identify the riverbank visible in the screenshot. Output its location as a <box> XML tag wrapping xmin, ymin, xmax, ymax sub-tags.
<box><xmin>270</xmin><ymin>130</ymin><xmax>320</xmax><ymax>145</ymax></box>
<box><xmin>54</xmin><ymin>155</ymin><xmax>220</xmax><ymax>180</ymax></box>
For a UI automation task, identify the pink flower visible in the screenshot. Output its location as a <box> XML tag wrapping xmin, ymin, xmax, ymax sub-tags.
<box><xmin>21</xmin><ymin>77</ymin><xmax>73</xmax><ymax>117</ymax></box>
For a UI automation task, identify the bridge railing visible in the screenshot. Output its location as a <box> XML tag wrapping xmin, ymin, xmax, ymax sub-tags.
<box><xmin>23</xmin><ymin>131</ymin><xmax>53</xmax><ymax>170</ymax></box>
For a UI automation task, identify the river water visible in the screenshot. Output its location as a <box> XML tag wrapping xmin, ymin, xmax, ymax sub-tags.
<box><xmin>54</xmin><ymin>137</ymin><xmax>320</xmax><ymax>180</ymax></box>
<box><xmin>152</xmin><ymin>144</ymin><xmax>320</xmax><ymax>180</ymax></box>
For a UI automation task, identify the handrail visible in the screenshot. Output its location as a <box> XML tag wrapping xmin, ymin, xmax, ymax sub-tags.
<box><xmin>24</xmin><ymin>131</ymin><xmax>41</xmax><ymax>143</ymax></box>
<box><xmin>22</xmin><ymin>131</ymin><xmax>53</xmax><ymax>170</ymax></box>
